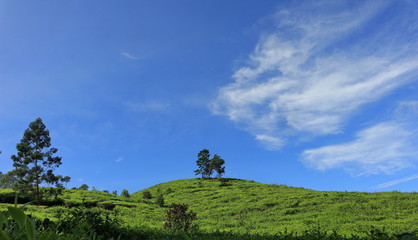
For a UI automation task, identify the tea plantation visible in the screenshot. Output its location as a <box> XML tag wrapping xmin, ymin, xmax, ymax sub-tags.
<box><xmin>1</xmin><ymin>178</ymin><xmax>418</xmax><ymax>239</ymax></box>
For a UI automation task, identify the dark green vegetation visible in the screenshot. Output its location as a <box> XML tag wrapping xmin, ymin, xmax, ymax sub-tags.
<box><xmin>2</xmin><ymin>118</ymin><xmax>69</xmax><ymax>202</ymax></box>
<box><xmin>1</xmin><ymin>178</ymin><xmax>418</xmax><ymax>239</ymax></box>
<box><xmin>194</xmin><ymin>149</ymin><xmax>225</xmax><ymax>178</ymax></box>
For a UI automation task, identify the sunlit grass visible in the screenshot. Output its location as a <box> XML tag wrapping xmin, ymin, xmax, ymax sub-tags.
<box><xmin>1</xmin><ymin>178</ymin><xmax>418</xmax><ymax>237</ymax></box>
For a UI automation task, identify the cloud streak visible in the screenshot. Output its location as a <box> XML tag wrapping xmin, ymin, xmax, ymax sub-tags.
<box><xmin>375</xmin><ymin>174</ymin><xmax>418</xmax><ymax>189</ymax></box>
<box><xmin>121</xmin><ymin>52</ymin><xmax>142</xmax><ymax>60</ymax></box>
<box><xmin>301</xmin><ymin>122</ymin><xmax>418</xmax><ymax>176</ymax></box>
<box><xmin>211</xmin><ymin>1</ymin><xmax>418</xmax><ymax>149</ymax></box>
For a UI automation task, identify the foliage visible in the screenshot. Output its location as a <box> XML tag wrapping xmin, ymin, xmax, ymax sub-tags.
<box><xmin>163</xmin><ymin>203</ymin><xmax>197</xmax><ymax>232</ymax></box>
<box><xmin>165</xmin><ymin>187</ymin><xmax>173</xmax><ymax>194</ymax></box>
<box><xmin>97</xmin><ymin>201</ymin><xmax>116</xmax><ymax>210</ymax></box>
<box><xmin>0</xmin><ymin>173</ymin><xmax>18</xmax><ymax>189</ymax></box>
<box><xmin>0</xmin><ymin>190</ymin><xmax>31</xmax><ymax>204</ymax></box>
<box><xmin>55</xmin><ymin>208</ymin><xmax>122</xmax><ymax>238</ymax></box>
<box><xmin>1</xmin><ymin>179</ymin><xmax>418</xmax><ymax>239</ymax></box>
<box><xmin>194</xmin><ymin>149</ymin><xmax>225</xmax><ymax>178</ymax></box>
<box><xmin>142</xmin><ymin>190</ymin><xmax>152</xmax><ymax>199</ymax></box>
<box><xmin>219</xmin><ymin>178</ymin><xmax>230</xmax><ymax>187</ymax></box>
<box><xmin>121</xmin><ymin>189</ymin><xmax>130</xmax><ymax>198</ymax></box>
<box><xmin>0</xmin><ymin>206</ymin><xmax>417</xmax><ymax>239</ymax></box>
<box><xmin>78</xmin><ymin>184</ymin><xmax>89</xmax><ymax>191</ymax></box>
<box><xmin>194</xmin><ymin>149</ymin><xmax>212</xmax><ymax>178</ymax></box>
<box><xmin>7</xmin><ymin>118</ymin><xmax>69</xmax><ymax>201</ymax></box>
<box><xmin>155</xmin><ymin>188</ymin><xmax>165</xmax><ymax>207</ymax></box>
<box><xmin>210</xmin><ymin>154</ymin><xmax>225</xmax><ymax>178</ymax></box>
<box><xmin>0</xmin><ymin>207</ymin><xmax>36</xmax><ymax>240</ymax></box>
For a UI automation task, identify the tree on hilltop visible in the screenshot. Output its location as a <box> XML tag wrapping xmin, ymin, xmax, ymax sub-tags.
<box><xmin>194</xmin><ymin>149</ymin><xmax>212</xmax><ymax>178</ymax></box>
<box><xmin>8</xmin><ymin>118</ymin><xmax>69</xmax><ymax>201</ymax></box>
<box><xmin>194</xmin><ymin>149</ymin><xmax>225</xmax><ymax>178</ymax></box>
<box><xmin>210</xmin><ymin>154</ymin><xmax>225</xmax><ymax>178</ymax></box>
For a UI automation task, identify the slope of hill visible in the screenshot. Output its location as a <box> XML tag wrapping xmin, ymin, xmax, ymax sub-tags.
<box><xmin>130</xmin><ymin>178</ymin><xmax>418</xmax><ymax>236</ymax></box>
<box><xmin>1</xmin><ymin>178</ymin><xmax>418</xmax><ymax>237</ymax></box>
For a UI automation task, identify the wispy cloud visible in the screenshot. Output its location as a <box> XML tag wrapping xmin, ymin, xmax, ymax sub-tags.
<box><xmin>211</xmin><ymin>1</ymin><xmax>418</xmax><ymax>149</ymax></box>
<box><xmin>120</xmin><ymin>52</ymin><xmax>142</xmax><ymax>60</ymax></box>
<box><xmin>375</xmin><ymin>174</ymin><xmax>418</xmax><ymax>189</ymax></box>
<box><xmin>301</xmin><ymin>122</ymin><xmax>418</xmax><ymax>176</ymax></box>
<box><xmin>255</xmin><ymin>135</ymin><xmax>284</xmax><ymax>150</ymax></box>
<box><xmin>115</xmin><ymin>157</ymin><xmax>123</xmax><ymax>163</ymax></box>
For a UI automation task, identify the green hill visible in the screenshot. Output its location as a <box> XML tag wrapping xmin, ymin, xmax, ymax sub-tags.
<box><xmin>130</xmin><ymin>178</ymin><xmax>418</xmax><ymax>236</ymax></box>
<box><xmin>1</xmin><ymin>178</ymin><xmax>418</xmax><ymax>238</ymax></box>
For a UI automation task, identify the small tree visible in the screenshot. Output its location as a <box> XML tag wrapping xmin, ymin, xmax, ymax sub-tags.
<box><xmin>61</xmin><ymin>176</ymin><xmax>71</xmax><ymax>188</ymax></box>
<box><xmin>79</xmin><ymin>184</ymin><xmax>89</xmax><ymax>190</ymax></box>
<box><xmin>121</xmin><ymin>189</ymin><xmax>130</xmax><ymax>197</ymax></box>
<box><xmin>210</xmin><ymin>154</ymin><xmax>225</xmax><ymax>178</ymax></box>
<box><xmin>194</xmin><ymin>149</ymin><xmax>212</xmax><ymax>178</ymax></box>
<box><xmin>9</xmin><ymin>118</ymin><xmax>69</xmax><ymax>201</ymax></box>
<box><xmin>112</xmin><ymin>190</ymin><xmax>118</xmax><ymax>195</ymax></box>
<box><xmin>163</xmin><ymin>203</ymin><xmax>197</xmax><ymax>232</ymax></box>
<box><xmin>142</xmin><ymin>190</ymin><xmax>152</xmax><ymax>199</ymax></box>
<box><xmin>155</xmin><ymin>188</ymin><xmax>165</xmax><ymax>207</ymax></box>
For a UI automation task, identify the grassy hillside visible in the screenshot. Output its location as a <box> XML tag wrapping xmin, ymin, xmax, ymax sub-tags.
<box><xmin>130</xmin><ymin>178</ymin><xmax>418</xmax><ymax>236</ymax></box>
<box><xmin>1</xmin><ymin>178</ymin><xmax>418</xmax><ymax>238</ymax></box>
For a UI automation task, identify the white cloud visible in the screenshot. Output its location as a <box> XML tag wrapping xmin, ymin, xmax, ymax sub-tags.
<box><xmin>374</xmin><ymin>174</ymin><xmax>418</xmax><ymax>189</ymax></box>
<box><xmin>121</xmin><ymin>52</ymin><xmax>141</xmax><ymax>60</ymax></box>
<box><xmin>301</xmin><ymin>122</ymin><xmax>418</xmax><ymax>175</ymax></box>
<box><xmin>115</xmin><ymin>157</ymin><xmax>123</xmax><ymax>163</ymax></box>
<box><xmin>211</xmin><ymin>1</ymin><xmax>418</xmax><ymax>149</ymax></box>
<box><xmin>255</xmin><ymin>135</ymin><xmax>284</xmax><ymax>150</ymax></box>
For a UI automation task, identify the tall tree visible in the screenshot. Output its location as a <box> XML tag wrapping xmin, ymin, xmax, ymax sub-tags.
<box><xmin>210</xmin><ymin>154</ymin><xmax>225</xmax><ymax>178</ymax></box>
<box><xmin>10</xmin><ymin>118</ymin><xmax>67</xmax><ymax>201</ymax></box>
<box><xmin>194</xmin><ymin>149</ymin><xmax>212</xmax><ymax>178</ymax></box>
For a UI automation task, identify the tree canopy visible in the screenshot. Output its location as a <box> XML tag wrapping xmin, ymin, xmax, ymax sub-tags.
<box><xmin>8</xmin><ymin>118</ymin><xmax>69</xmax><ymax>201</ymax></box>
<box><xmin>194</xmin><ymin>149</ymin><xmax>225</xmax><ymax>178</ymax></box>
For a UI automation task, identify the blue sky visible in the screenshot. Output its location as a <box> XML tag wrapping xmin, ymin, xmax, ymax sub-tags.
<box><xmin>1</xmin><ymin>0</ymin><xmax>418</xmax><ymax>193</ymax></box>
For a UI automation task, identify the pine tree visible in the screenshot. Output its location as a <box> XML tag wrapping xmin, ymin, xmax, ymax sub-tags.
<box><xmin>10</xmin><ymin>118</ymin><xmax>68</xmax><ymax>201</ymax></box>
<box><xmin>194</xmin><ymin>149</ymin><xmax>212</xmax><ymax>178</ymax></box>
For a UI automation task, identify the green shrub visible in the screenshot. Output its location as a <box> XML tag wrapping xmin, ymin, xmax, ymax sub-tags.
<box><xmin>78</xmin><ymin>184</ymin><xmax>89</xmax><ymax>191</ymax></box>
<box><xmin>163</xmin><ymin>203</ymin><xmax>197</xmax><ymax>232</ymax></box>
<box><xmin>165</xmin><ymin>187</ymin><xmax>173</xmax><ymax>194</ymax></box>
<box><xmin>81</xmin><ymin>200</ymin><xmax>98</xmax><ymax>208</ymax></box>
<box><xmin>56</xmin><ymin>208</ymin><xmax>122</xmax><ymax>239</ymax></box>
<box><xmin>121</xmin><ymin>189</ymin><xmax>130</xmax><ymax>198</ymax></box>
<box><xmin>64</xmin><ymin>201</ymin><xmax>79</xmax><ymax>208</ymax></box>
<box><xmin>97</xmin><ymin>202</ymin><xmax>116</xmax><ymax>210</ymax></box>
<box><xmin>155</xmin><ymin>189</ymin><xmax>165</xmax><ymax>207</ymax></box>
<box><xmin>33</xmin><ymin>198</ymin><xmax>64</xmax><ymax>207</ymax></box>
<box><xmin>0</xmin><ymin>191</ymin><xmax>32</xmax><ymax>204</ymax></box>
<box><xmin>142</xmin><ymin>190</ymin><xmax>152</xmax><ymax>199</ymax></box>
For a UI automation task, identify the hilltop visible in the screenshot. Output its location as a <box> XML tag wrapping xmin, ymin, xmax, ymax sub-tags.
<box><xmin>1</xmin><ymin>178</ymin><xmax>418</xmax><ymax>238</ymax></box>
<box><xmin>130</xmin><ymin>178</ymin><xmax>418</xmax><ymax>235</ymax></box>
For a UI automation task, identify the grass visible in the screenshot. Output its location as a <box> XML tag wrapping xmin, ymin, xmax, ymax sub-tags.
<box><xmin>1</xmin><ymin>178</ymin><xmax>418</xmax><ymax>238</ymax></box>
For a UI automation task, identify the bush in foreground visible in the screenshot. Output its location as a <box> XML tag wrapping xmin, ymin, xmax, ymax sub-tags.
<box><xmin>163</xmin><ymin>203</ymin><xmax>197</xmax><ymax>232</ymax></box>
